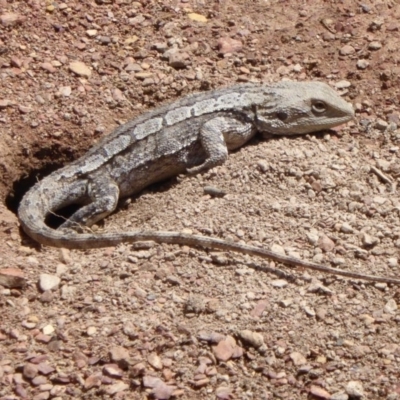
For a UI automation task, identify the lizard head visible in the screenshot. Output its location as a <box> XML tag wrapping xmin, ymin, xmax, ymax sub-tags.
<box><xmin>255</xmin><ymin>81</ymin><xmax>354</xmax><ymax>136</ymax></box>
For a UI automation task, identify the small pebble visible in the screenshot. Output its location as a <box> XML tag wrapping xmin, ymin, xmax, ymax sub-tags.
<box><xmin>346</xmin><ymin>381</ymin><xmax>364</xmax><ymax>398</ymax></box>
<box><xmin>340</xmin><ymin>45</ymin><xmax>355</xmax><ymax>56</ymax></box>
<box><xmin>368</xmin><ymin>41</ymin><xmax>382</xmax><ymax>50</ymax></box>
<box><xmin>356</xmin><ymin>59</ymin><xmax>369</xmax><ymax>69</ymax></box>
<box><xmin>39</xmin><ymin>274</ymin><xmax>60</xmax><ymax>292</ymax></box>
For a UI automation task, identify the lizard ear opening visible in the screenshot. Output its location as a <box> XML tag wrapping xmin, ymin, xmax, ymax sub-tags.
<box><xmin>276</xmin><ymin>111</ymin><xmax>288</xmax><ymax>121</ymax></box>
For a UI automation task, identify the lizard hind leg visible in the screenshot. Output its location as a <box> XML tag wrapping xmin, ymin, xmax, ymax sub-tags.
<box><xmin>59</xmin><ymin>178</ymin><xmax>120</xmax><ymax>231</ymax></box>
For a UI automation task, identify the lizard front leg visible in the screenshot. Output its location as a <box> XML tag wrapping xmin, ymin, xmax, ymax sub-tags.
<box><xmin>187</xmin><ymin>115</ymin><xmax>256</xmax><ymax>175</ymax></box>
<box><xmin>60</xmin><ymin>178</ymin><xmax>119</xmax><ymax>230</ymax></box>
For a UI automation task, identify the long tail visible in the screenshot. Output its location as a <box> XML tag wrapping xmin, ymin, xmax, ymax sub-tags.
<box><xmin>17</xmin><ymin>194</ymin><xmax>400</xmax><ymax>285</ymax></box>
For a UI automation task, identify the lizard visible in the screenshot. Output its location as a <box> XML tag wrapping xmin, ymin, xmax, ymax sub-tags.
<box><xmin>17</xmin><ymin>80</ymin><xmax>400</xmax><ymax>285</ymax></box>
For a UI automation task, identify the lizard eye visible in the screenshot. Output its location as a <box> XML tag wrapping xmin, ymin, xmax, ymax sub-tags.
<box><xmin>312</xmin><ymin>100</ymin><xmax>327</xmax><ymax>114</ymax></box>
<box><xmin>276</xmin><ymin>111</ymin><xmax>288</xmax><ymax>121</ymax></box>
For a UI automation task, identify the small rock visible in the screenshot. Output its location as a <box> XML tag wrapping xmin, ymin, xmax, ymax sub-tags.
<box><xmin>87</xmin><ymin>326</ymin><xmax>97</xmax><ymax>336</ymax></box>
<box><xmin>198</xmin><ymin>331</ymin><xmax>226</xmax><ymax>344</ymax></box>
<box><xmin>42</xmin><ymin>324</ymin><xmax>55</xmax><ymax>335</ymax></box>
<box><xmin>37</xmin><ymin>363</ymin><xmax>55</xmax><ymax>375</ymax></box>
<box><xmin>270</xmin><ymin>279</ymin><xmax>288</xmax><ymax>288</ymax></box>
<box><xmin>73</xmin><ymin>351</ymin><xmax>88</xmax><ymax>369</ymax></box>
<box><xmin>168</xmin><ymin>52</ymin><xmax>189</xmax><ymax>69</ymax></box>
<box><xmin>142</xmin><ymin>375</ymin><xmax>175</xmax><ymax>398</ymax></box>
<box><xmin>270</xmin><ymin>243</ymin><xmax>286</xmax><ymax>255</ymax></box>
<box><xmin>143</xmin><ymin>376</ymin><xmax>163</xmax><ymax>388</ymax></box>
<box><xmin>86</xmin><ymin>29</ymin><xmax>97</xmax><ymax>37</ymax></box>
<box><xmin>152</xmin><ymin>42</ymin><xmax>168</xmax><ymax>52</ymax></box>
<box><xmin>69</xmin><ymin>61</ymin><xmax>92</xmax><ymax>78</ymax></box>
<box><xmin>322</xmin><ymin>32</ymin><xmax>336</xmax><ymax>41</ymax></box>
<box><xmin>292</xmin><ymin>63</ymin><xmax>302</xmax><ymax>72</ymax></box>
<box><xmin>39</xmin><ymin>274</ymin><xmax>60</xmax><ymax>291</ymax></box>
<box><xmin>187</xmin><ymin>12</ymin><xmax>207</xmax><ymax>22</ymax></box>
<box><xmin>375</xmin><ymin>282</ymin><xmax>387</xmax><ymax>291</ymax></box>
<box><xmin>318</xmin><ymin>235</ymin><xmax>335</xmax><ymax>252</ymax></box>
<box><xmin>346</xmin><ymin>380</ymin><xmax>364</xmax><ymax>398</ymax></box>
<box><xmin>124</xmin><ymin>35</ymin><xmax>138</xmax><ymax>44</ymax></box>
<box><xmin>13</xmin><ymin>373</ymin><xmax>24</xmax><ymax>384</ymax></box>
<box><xmin>388</xmin><ymin>113</ymin><xmax>400</xmax><ymax>125</ymax></box>
<box><xmin>0</xmin><ymin>12</ymin><xmax>25</xmax><ymax>26</ymax></box>
<box><xmin>125</xmin><ymin>62</ymin><xmax>142</xmax><ymax>72</ymax></box>
<box><xmin>84</xmin><ymin>373</ymin><xmax>102</xmax><ymax>390</ymax></box>
<box><xmin>61</xmin><ymin>285</ymin><xmax>76</xmax><ymax>300</ymax></box>
<box><xmin>109</xmin><ymin>346</ymin><xmax>130</xmax><ymax>366</ymax></box>
<box><xmin>15</xmin><ymin>385</ymin><xmax>28</xmax><ymax>398</ymax></box>
<box><xmin>0</xmin><ymin>268</ymin><xmax>26</xmax><ymax>288</ymax></box>
<box><xmin>40</xmin><ymin>291</ymin><xmax>54</xmax><ymax>303</ymax></box>
<box><xmin>373</xmin><ymin>196</ymin><xmax>387</xmax><ymax>205</ymax></box>
<box><xmin>185</xmin><ymin>294</ymin><xmax>206</xmax><ymax>314</ymax></box>
<box><xmin>335</xmin><ymin>80</ymin><xmax>351</xmax><ymax>89</ymax></box>
<box><xmin>106</xmin><ymin>382</ymin><xmax>129</xmax><ymax>395</ymax></box>
<box><xmin>290</xmin><ymin>351</ymin><xmax>307</xmax><ymax>366</ymax></box>
<box><xmin>147</xmin><ymin>353</ymin><xmax>163</xmax><ymax>370</ymax></box>
<box><xmin>112</xmin><ymin>88</ymin><xmax>125</xmax><ymax>103</ymax></box>
<box><xmin>356</xmin><ymin>59</ymin><xmax>369</xmax><ymax>69</ymax></box>
<box><xmin>59</xmin><ymin>86</ymin><xmax>71</xmax><ymax>97</ymax></box>
<box><xmin>257</xmin><ymin>159</ymin><xmax>269</xmax><ymax>172</ymax></box>
<box><xmin>103</xmin><ymin>364</ymin><xmax>123</xmax><ymax>378</ymax></box>
<box><xmin>368</xmin><ymin>41</ymin><xmax>382</xmax><ymax>50</ymax></box>
<box><xmin>331</xmin><ymin>392</ymin><xmax>349</xmax><ymax>400</ymax></box>
<box><xmin>388</xmin><ymin>258</ymin><xmax>398</xmax><ymax>268</ymax></box>
<box><xmin>359</xmin><ymin>314</ymin><xmax>375</xmax><ymax>325</ymax></box>
<box><xmin>212</xmin><ymin>336</ymin><xmax>236</xmax><ymax>361</ymax></box>
<box><xmin>10</xmin><ymin>56</ymin><xmax>23</xmax><ymax>68</ymax></box>
<box><xmin>128</xmin><ymin>14</ymin><xmax>145</xmax><ymax>25</ymax></box>
<box><xmin>316</xmin><ymin>307</ymin><xmax>327</xmax><ymax>320</ymax></box>
<box><xmin>276</xmin><ymin>65</ymin><xmax>290</xmax><ymax>76</ymax></box>
<box><xmin>306</xmin><ymin>230</ymin><xmax>319</xmax><ymax>245</ymax></box>
<box><xmin>192</xmin><ymin>378</ymin><xmax>210</xmax><ymax>388</ymax></box>
<box><xmin>142</xmin><ymin>78</ymin><xmax>154</xmax><ymax>86</ymax></box>
<box><xmin>41</xmin><ymin>62</ymin><xmax>56</xmax><ymax>73</ymax></box>
<box><xmin>18</xmin><ymin>104</ymin><xmax>32</xmax><ymax>114</ymax></box>
<box><xmin>340</xmin><ymin>45</ymin><xmax>355</xmax><ymax>56</ymax></box>
<box><xmin>0</xmin><ymin>99</ymin><xmax>12</xmax><ymax>109</ymax></box>
<box><xmin>375</xmin><ymin>118</ymin><xmax>388</xmax><ymax>131</ymax></box>
<box><xmin>361</xmin><ymin>233</ymin><xmax>378</xmax><ymax>247</ymax></box>
<box><xmin>310</xmin><ymin>385</ymin><xmax>331</xmax><ymax>399</ymax></box>
<box><xmin>340</xmin><ymin>222</ymin><xmax>353</xmax><ymax>233</ymax></box>
<box><xmin>21</xmin><ymin>321</ymin><xmax>36</xmax><ymax>329</ymax></box>
<box><xmin>250</xmin><ymin>299</ymin><xmax>269</xmax><ymax>317</ymax></box>
<box><xmin>131</xmin><ymin>362</ymin><xmax>146</xmax><ymax>378</ymax></box>
<box><xmin>35</xmin><ymin>333</ymin><xmax>52</xmax><ymax>343</ymax></box>
<box><xmin>98</xmin><ymin>36</ymin><xmax>111</xmax><ymax>45</ymax></box>
<box><xmin>217</xmin><ymin>37</ymin><xmax>243</xmax><ymax>55</ymax></box>
<box><xmin>304</xmin><ymin>306</ymin><xmax>316</xmax><ymax>316</ymax></box>
<box><xmin>23</xmin><ymin>363</ymin><xmax>38</xmax><ymax>379</ymax></box>
<box><xmin>152</xmin><ymin>381</ymin><xmax>175</xmax><ymax>399</ymax></box>
<box><xmin>31</xmin><ymin>375</ymin><xmax>48</xmax><ymax>386</ymax></box>
<box><xmin>135</xmin><ymin>72</ymin><xmax>153</xmax><ymax>80</ymax></box>
<box><xmin>216</xmin><ymin>386</ymin><xmax>233</xmax><ymax>400</ymax></box>
<box><xmin>204</xmin><ymin>186</ymin><xmax>226</xmax><ymax>197</ymax></box>
<box><xmin>238</xmin><ymin>330</ymin><xmax>264</xmax><ymax>348</ymax></box>
<box><xmin>384</xmin><ymin>299</ymin><xmax>397</xmax><ymax>314</ymax></box>
<box><xmin>279</xmin><ymin>298</ymin><xmax>293</xmax><ymax>308</ymax></box>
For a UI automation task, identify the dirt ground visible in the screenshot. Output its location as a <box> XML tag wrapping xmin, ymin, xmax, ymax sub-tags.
<box><xmin>1</xmin><ymin>0</ymin><xmax>400</xmax><ymax>399</ymax></box>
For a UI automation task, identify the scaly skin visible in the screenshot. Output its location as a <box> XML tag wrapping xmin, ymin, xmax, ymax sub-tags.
<box><xmin>19</xmin><ymin>81</ymin><xmax>398</xmax><ymax>285</ymax></box>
